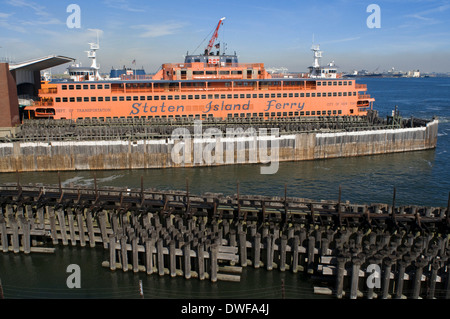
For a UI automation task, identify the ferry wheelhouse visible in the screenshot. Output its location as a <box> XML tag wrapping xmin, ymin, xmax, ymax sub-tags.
<box><xmin>25</xmin><ymin>18</ymin><xmax>374</xmax><ymax>121</ymax></box>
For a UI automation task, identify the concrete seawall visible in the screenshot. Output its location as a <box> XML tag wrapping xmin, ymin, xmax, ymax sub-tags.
<box><xmin>0</xmin><ymin>119</ymin><xmax>438</xmax><ymax>172</ymax></box>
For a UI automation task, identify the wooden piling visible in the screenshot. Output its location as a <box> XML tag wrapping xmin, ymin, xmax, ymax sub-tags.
<box><xmin>157</xmin><ymin>238</ymin><xmax>164</xmax><ymax>276</ymax></box>
<box><xmin>145</xmin><ymin>238</ymin><xmax>154</xmax><ymax>275</ymax></box>
<box><xmin>120</xmin><ymin>235</ymin><xmax>128</xmax><ymax>272</ymax></box>
<box><xmin>109</xmin><ymin>235</ymin><xmax>116</xmax><ymax>271</ymax></box>
<box><xmin>238</xmin><ymin>231</ymin><xmax>247</xmax><ymax>267</ymax></box>
<box><xmin>280</xmin><ymin>235</ymin><xmax>287</xmax><ymax>272</ymax></box>
<box><xmin>210</xmin><ymin>244</ymin><xmax>218</xmax><ymax>282</ymax></box>
<box><xmin>335</xmin><ymin>256</ymin><xmax>346</xmax><ymax>299</ymax></box>
<box><xmin>350</xmin><ymin>257</ymin><xmax>362</xmax><ymax>299</ymax></box>
<box><xmin>56</xmin><ymin>209</ymin><xmax>68</xmax><ymax>246</ymax></box>
<box><xmin>184</xmin><ymin>241</ymin><xmax>191</xmax><ymax>279</ymax></box>
<box><xmin>253</xmin><ymin>232</ymin><xmax>261</xmax><ymax>269</ymax></box>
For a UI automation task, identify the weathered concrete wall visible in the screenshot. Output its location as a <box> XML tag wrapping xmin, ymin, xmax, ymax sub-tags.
<box><xmin>0</xmin><ymin>119</ymin><xmax>438</xmax><ymax>172</ymax></box>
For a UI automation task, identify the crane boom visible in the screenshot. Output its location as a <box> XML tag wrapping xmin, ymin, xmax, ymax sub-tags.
<box><xmin>205</xmin><ymin>17</ymin><xmax>225</xmax><ymax>55</ymax></box>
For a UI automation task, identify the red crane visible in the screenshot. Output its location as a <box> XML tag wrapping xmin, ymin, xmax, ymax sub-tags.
<box><xmin>204</xmin><ymin>17</ymin><xmax>225</xmax><ymax>55</ymax></box>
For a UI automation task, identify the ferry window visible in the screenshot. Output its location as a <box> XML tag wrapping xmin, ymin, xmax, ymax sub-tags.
<box><xmin>200</xmin><ymin>95</ymin><xmax>206</xmax><ymax>100</ymax></box>
<box><xmin>317</xmin><ymin>82</ymin><xmax>322</xmax><ymax>86</ymax></box>
<box><xmin>207</xmin><ymin>94</ymin><xmax>213</xmax><ymax>99</ymax></box>
<box><xmin>338</xmin><ymin>110</ymin><xmax>342</xmax><ymax>115</ymax></box>
<box><xmin>333</xmin><ymin>110</ymin><xmax>337</xmax><ymax>115</ymax></box>
<box><xmin>305</xmin><ymin>111</ymin><xmax>310</xmax><ymax>115</ymax></box>
<box><xmin>105</xmin><ymin>97</ymin><xmax>110</xmax><ymax>102</ymax></box>
<box><xmin>181</xmin><ymin>95</ymin><xmax>186</xmax><ymax>100</ymax></box>
<box><xmin>140</xmin><ymin>96</ymin><xmax>145</xmax><ymax>101</ymax></box>
<box><xmin>328</xmin><ymin>110</ymin><xmax>332</xmax><ymax>115</ymax></box>
<box><xmin>220</xmin><ymin>95</ymin><xmax>226</xmax><ymax>99</ymax></box>
<box><xmin>253</xmin><ymin>94</ymin><xmax>258</xmax><ymax>99</ymax></box>
<box><xmin>271</xmin><ymin>112</ymin><xmax>276</xmax><ymax>117</ymax></box>
<box><xmin>328</xmin><ymin>93</ymin><xmax>332</xmax><ymax>97</ymax></box>
<box><xmin>338</xmin><ymin>81</ymin><xmax>342</xmax><ymax>86</ymax></box>
<box><xmin>343</xmin><ymin>92</ymin><xmax>347</xmax><ymax>96</ymax></box>
<box><xmin>239</xmin><ymin>94</ymin><xmax>244</xmax><ymax>99</ymax></box>
<box><xmin>76</xmin><ymin>85</ymin><xmax>81</xmax><ymax>90</ymax></box>
<box><xmin>311</xmin><ymin>93</ymin><xmax>315</xmax><ymax>97</ymax></box>
<box><xmin>112</xmin><ymin>97</ymin><xmax>117</xmax><ymax>101</ymax></box>
<box><xmin>289</xmin><ymin>93</ymin><xmax>293</xmax><ymax>98</ymax></box>
<box><xmin>174</xmin><ymin>95</ymin><xmax>180</xmax><ymax>100</ymax></box>
<box><xmin>283</xmin><ymin>93</ymin><xmax>287</xmax><ymax>98</ymax></box>
<box><xmin>271</xmin><ymin>94</ymin><xmax>275</xmax><ymax>98</ymax></box>
<box><xmin>258</xmin><ymin>113</ymin><xmax>263</xmax><ymax>117</ymax></box>
<box><xmin>338</xmin><ymin>92</ymin><xmax>342</xmax><ymax>96</ymax></box>
<box><xmin>246</xmin><ymin>94</ymin><xmax>251</xmax><ymax>98</ymax></box>
<box><xmin>154</xmin><ymin>96</ymin><xmax>159</xmax><ymax>100</ymax></box>
<box><xmin>259</xmin><ymin>94</ymin><xmax>264</xmax><ymax>98</ymax></box>
<box><xmin>227</xmin><ymin>114</ymin><xmax>232</xmax><ymax>118</ymax></box>
<box><xmin>311</xmin><ymin>111</ymin><xmax>315</xmax><ymax>115</ymax></box>
<box><xmin>283</xmin><ymin>112</ymin><xmax>287</xmax><ymax>116</ymax></box>
<box><xmin>333</xmin><ymin>92</ymin><xmax>337</xmax><ymax>97</ymax></box>
<box><xmin>55</xmin><ymin>97</ymin><xmax>61</xmax><ymax>102</ymax></box>
<box><xmin>265</xmin><ymin>113</ymin><xmax>269</xmax><ymax>117</ymax></box>
<box><xmin>168</xmin><ymin>95</ymin><xmax>173</xmax><ymax>100</ymax></box>
<box><xmin>219</xmin><ymin>71</ymin><xmax>229</xmax><ymax>75</ymax></box>
<box><xmin>76</xmin><ymin>97</ymin><xmax>82</xmax><ymax>102</ymax></box>
<box><xmin>69</xmin><ymin>85</ymin><xmax>74</xmax><ymax>90</ymax></box>
<box><xmin>300</xmin><ymin>93</ymin><xmax>305</xmax><ymax>97</ymax></box>
<box><xmin>317</xmin><ymin>93</ymin><xmax>321</xmax><ymax>97</ymax></box>
<box><xmin>343</xmin><ymin>81</ymin><xmax>347</xmax><ymax>86</ymax></box>
<box><xmin>294</xmin><ymin>93</ymin><xmax>299</xmax><ymax>97</ymax></box>
<box><xmin>195</xmin><ymin>95</ymin><xmax>200</xmax><ymax>99</ymax></box>
<box><xmin>233</xmin><ymin>94</ymin><xmax>238</xmax><ymax>99</ymax></box>
<box><xmin>353</xmin><ymin>92</ymin><xmax>357</xmax><ymax>96</ymax></box>
<box><xmin>104</xmin><ymin>84</ymin><xmax>110</xmax><ymax>89</ymax></box>
<box><xmin>162</xmin><ymin>95</ymin><xmax>168</xmax><ymax>100</ymax></box>
<box><xmin>188</xmin><ymin>95</ymin><xmax>194</xmax><ymax>100</ymax></box>
<box><xmin>90</xmin><ymin>85</ymin><xmax>95</xmax><ymax>89</ymax></box>
<box><xmin>277</xmin><ymin>93</ymin><xmax>282</xmax><ymax>98</ymax></box>
<box><xmin>214</xmin><ymin>94</ymin><xmax>219</xmax><ymax>99</ymax></box>
<box><xmin>288</xmin><ymin>112</ymin><xmax>293</xmax><ymax>116</ymax></box>
<box><xmin>91</xmin><ymin>97</ymin><xmax>96</xmax><ymax>102</ymax></box>
<box><xmin>306</xmin><ymin>93</ymin><xmax>310</xmax><ymax>97</ymax></box>
<box><xmin>193</xmin><ymin>71</ymin><xmax>204</xmax><ymax>75</ymax></box>
<box><xmin>83</xmin><ymin>85</ymin><xmax>88</xmax><ymax>89</ymax></box>
<box><xmin>97</xmin><ymin>85</ymin><xmax>103</xmax><ymax>89</ymax></box>
<box><xmin>131</xmin><ymin>96</ymin><xmax>137</xmax><ymax>101</ymax></box>
<box><xmin>333</xmin><ymin>81</ymin><xmax>337</xmax><ymax>86</ymax></box>
<box><xmin>350</xmin><ymin>109</ymin><xmax>354</xmax><ymax>114</ymax></box>
<box><xmin>119</xmin><ymin>96</ymin><xmax>124</xmax><ymax>101</ymax></box>
<box><xmin>240</xmin><ymin>114</ymin><xmax>246</xmax><ymax>118</ymax></box>
<box><xmin>84</xmin><ymin>97</ymin><xmax>89</xmax><ymax>102</ymax></box>
<box><xmin>63</xmin><ymin>97</ymin><xmax>68</xmax><ymax>102</ymax></box>
<box><xmin>265</xmin><ymin>94</ymin><xmax>269</xmax><ymax>98</ymax></box>
<box><xmin>62</xmin><ymin>85</ymin><xmax>67</xmax><ymax>90</ymax></box>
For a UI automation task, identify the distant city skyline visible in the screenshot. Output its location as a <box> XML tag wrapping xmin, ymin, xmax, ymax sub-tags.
<box><xmin>1</xmin><ymin>0</ymin><xmax>450</xmax><ymax>74</ymax></box>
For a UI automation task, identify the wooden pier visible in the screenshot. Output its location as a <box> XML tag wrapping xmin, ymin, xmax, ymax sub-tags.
<box><xmin>0</xmin><ymin>180</ymin><xmax>449</xmax><ymax>298</ymax></box>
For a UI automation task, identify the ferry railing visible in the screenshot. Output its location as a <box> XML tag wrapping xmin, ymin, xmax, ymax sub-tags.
<box><xmin>355</xmin><ymin>84</ymin><xmax>367</xmax><ymax>90</ymax></box>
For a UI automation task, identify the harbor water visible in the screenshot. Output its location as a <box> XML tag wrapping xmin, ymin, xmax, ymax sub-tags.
<box><xmin>0</xmin><ymin>77</ymin><xmax>449</xmax><ymax>299</ymax></box>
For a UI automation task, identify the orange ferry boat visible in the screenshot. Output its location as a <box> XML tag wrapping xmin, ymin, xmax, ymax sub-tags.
<box><xmin>25</xmin><ymin>18</ymin><xmax>374</xmax><ymax>121</ymax></box>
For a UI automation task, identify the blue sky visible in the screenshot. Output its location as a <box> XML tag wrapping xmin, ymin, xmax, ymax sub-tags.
<box><xmin>1</xmin><ymin>0</ymin><xmax>450</xmax><ymax>73</ymax></box>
